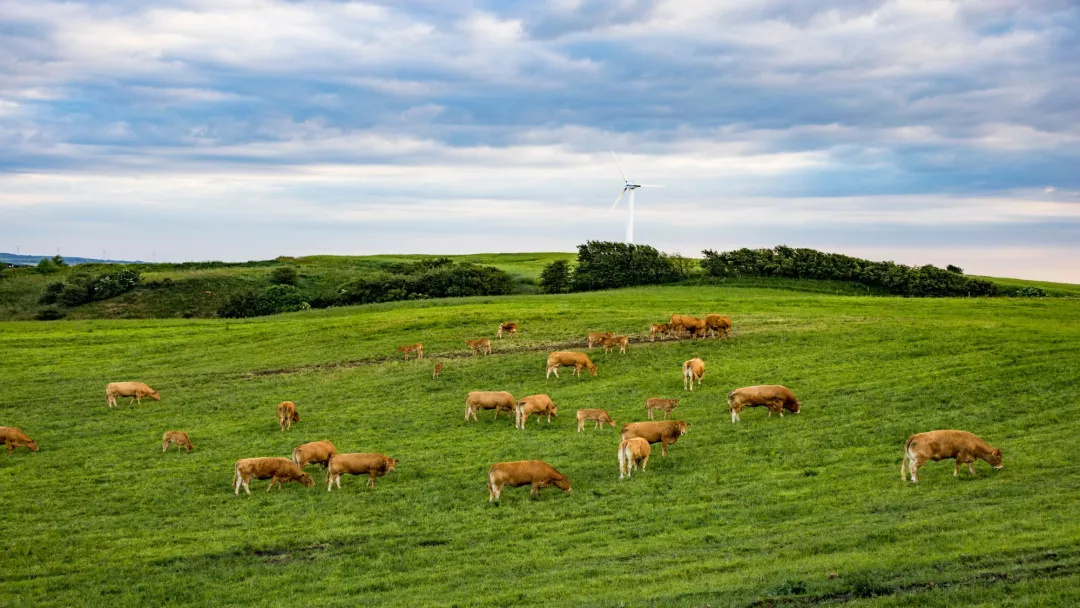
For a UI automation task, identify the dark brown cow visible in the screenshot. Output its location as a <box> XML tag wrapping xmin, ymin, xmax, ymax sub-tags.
<box><xmin>1</xmin><ymin>427</ymin><xmax>39</xmax><ymax>454</ymax></box>
<box><xmin>292</xmin><ymin>440</ymin><xmax>337</xmax><ymax>468</ymax></box>
<box><xmin>901</xmin><ymin>430</ymin><xmax>1003</xmax><ymax>483</ymax></box>
<box><xmin>620</xmin><ymin>420</ymin><xmax>690</xmax><ymax>456</ymax></box>
<box><xmin>233</xmin><ymin>457</ymin><xmax>315</xmax><ymax>495</ymax></box>
<box><xmin>727</xmin><ymin>385</ymin><xmax>801</xmax><ymax>422</ymax></box>
<box><xmin>327</xmin><ymin>453</ymin><xmax>398</xmax><ymax>491</ymax></box>
<box><xmin>487</xmin><ymin>460</ymin><xmax>572</xmax><ymax>502</ymax></box>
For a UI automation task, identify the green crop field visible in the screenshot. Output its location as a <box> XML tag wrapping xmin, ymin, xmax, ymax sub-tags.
<box><xmin>2</xmin><ymin>283</ymin><xmax>1080</xmax><ymax>607</ymax></box>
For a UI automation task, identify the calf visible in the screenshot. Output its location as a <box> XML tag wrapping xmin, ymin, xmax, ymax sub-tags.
<box><xmin>277</xmin><ymin>401</ymin><xmax>301</xmax><ymax>431</ymax></box>
<box><xmin>649</xmin><ymin>323</ymin><xmax>671</xmax><ymax>341</ymax></box>
<box><xmin>545</xmin><ymin>351</ymin><xmax>597</xmax><ymax>378</ymax></box>
<box><xmin>0</xmin><ymin>427</ymin><xmax>39</xmax><ymax>454</ymax></box>
<box><xmin>621</xmin><ymin>420</ymin><xmax>690</xmax><ymax>457</ymax></box>
<box><xmin>106</xmin><ymin>382</ymin><xmax>160</xmax><ymax>408</ymax></box>
<box><xmin>682</xmin><ymin>358</ymin><xmax>705</xmax><ymax>391</ymax></box>
<box><xmin>516</xmin><ymin>394</ymin><xmax>558</xmax><ymax>430</ymax></box>
<box><xmin>497</xmin><ymin>322</ymin><xmax>518</xmax><ymax>338</ymax></box>
<box><xmin>161</xmin><ymin>431</ymin><xmax>194</xmax><ymax>453</ymax></box>
<box><xmin>576</xmin><ymin>408</ymin><xmax>616</xmax><ymax>432</ymax></box>
<box><xmin>327</xmin><ymin>453</ymin><xmax>398</xmax><ymax>491</ymax></box>
<box><xmin>292</xmin><ymin>440</ymin><xmax>337</xmax><ymax>469</ymax></box>
<box><xmin>727</xmin><ymin>385</ymin><xmax>801</xmax><ymax>423</ymax></box>
<box><xmin>587</xmin><ymin>332</ymin><xmax>614</xmax><ymax>350</ymax></box>
<box><xmin>432</xmin><ymin>361</ymin><xmax>444</xmax><ymax>379</ymax></box>
<box><xmin>618</xmin><ymin>437</ymin><xmax>650</xmax><ymax>479</ymax></box>
<box><xmin>488</xmin><ymin>460</ymin><xmax>572</xmax><ymax>502</ymax></box>
<box><xmin>602</xmin><ymin>335</ymin><xmax>629</xmax><ymax>354</ymax></box>
<box><xmin>901</xmin><ymin>430</ymin><xmax>1003</xmax><ymax>483</ymax></box>
<box><xmin>465</xmin><ymin>391</ymin><xmax>517</xmax><ymax>422</ymax></box>
<box><xmin>705</xmin><ymin>314</ymin><xmax>732</xmax><ymax>338</ymax></box>
<box><xmin>645</xmin><ymin>398</ymin><xmax>680</xmax><ymax>420</ymax></box>
<box><xmin>465</xmin><ymin>338</ymin><xmax>492</xmax><ymax>356</ymax></box>
<box><xmin>233</xmin><ymin>457</ymin><xmax>315</xmax><ymax>495</ymax></box>
<box><xmin>396</xmin><ymin>343</ymin><xmax>424</xmax><ymax>360</ymax></box>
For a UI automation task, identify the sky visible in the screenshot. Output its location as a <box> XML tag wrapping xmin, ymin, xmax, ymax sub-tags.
<box><xmin>2</xmin><ymin>0</ymin><xmax>1079</xmax><ymax>281</ymax></box>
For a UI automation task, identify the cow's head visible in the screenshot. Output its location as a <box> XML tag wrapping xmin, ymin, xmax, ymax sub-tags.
<box><xmin>671</xmin><ymin>399</ymin><xmax>680</xmax><ymax>407</ymax></box>
<box><xmin>588</xmin><ymin>364</ymin><xmax>598</xmax><ymax>377</ymax></box>
<box><xmin>27</xmin><ymin>440</ymin><xmax>40</xmax><ymax>452</ymax></box>
<box><xmin>299</xmin><ymin>473</ymin><xmax>316</xmax><ymax>487</ymax></box>
<box><xmin>790</xmin><ymin>400</ymin><xmax>802</xmax><ymax>414</ymax></box>
<box><xmin>988</xmin><ymin>448</ymin><xmax>1003</xmax><ymax>470</ymax></box>
<box><xmin>385</xmin><ymin>458</ymin><xmax>398</xmax><ymax>473</ymax></box>
<box><xmin>555</xmin><ymin>477</ymin><xmax>572</xmax><ymax>493</ymax></box>
<box><xmin>292</xmin><ymin>411</ymin><xmax>301</xmax><ymax>422</ymax></box>
<box><xmin>150</xmin><ymin>391</ymin><xmax>161</xmax><ymax>401</ymax></box>
<box><xmin>550</xmin><ymin>405</ymin><xmax>558</xmax><ymax>417</ymax></box>
<box><xmin>675</xmin><ymin>421</ymin><xmax>690</xmax><ymax>436</ymax></box>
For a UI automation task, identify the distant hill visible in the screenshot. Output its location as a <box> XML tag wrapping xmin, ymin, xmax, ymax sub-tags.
<box><xmin>1</xmin><ymin>253</ymin><xmax>145</xmax><ymax>266</ymax></box>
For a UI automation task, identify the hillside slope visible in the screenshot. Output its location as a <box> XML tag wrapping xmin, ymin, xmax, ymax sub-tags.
<box><xmin>2</xmin><ymin>285</ymin><xmax>1079</xmax><ymax>606</ymax></box>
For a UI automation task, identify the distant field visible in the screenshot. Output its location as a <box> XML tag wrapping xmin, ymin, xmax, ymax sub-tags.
<box><xmin>2</xmin><ymin>284</ymin><xmax>1079</xmax><ymax>606</ymax></box>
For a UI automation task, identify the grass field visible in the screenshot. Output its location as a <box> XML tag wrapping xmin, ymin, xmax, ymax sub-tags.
<box><xmin>2</xmin><ymin>284</ymin><xmax>1080</xmax><ymax>606</ymax></box>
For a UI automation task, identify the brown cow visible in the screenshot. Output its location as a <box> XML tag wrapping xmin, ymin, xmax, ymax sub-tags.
<box><xmin>161</xmin><ymin>431</ymin><xmax>194</xmax><ymax>453</ymax></box>
<box><xmin>621</xmin><ymin>420</ymin><xmax>690</xmax><ymax>457</ymax></box>
<box><xmin>649</xmin><ymin>323</ymin><xmax>671</xmax><ymax>341</ymax></box>
<box><xmin>292</xmin><ymin>440</ymin><xmax>337</xmax><ymax>469</ymax></box>
<box><xmin>106</xmin><ymin>381</ymin><xmax>160</xmax><ymax>408</ymax></box>
<box><xmin>727</xmin><ymin>385</ymin><xmax>801</xmax><ymax>423</ymax></box>
<box><xmin>396</xmin><ymin>343</ymin><xmax>424</xmax><ymax>360</ymax></box>
<box><xmin>646</xmin><ymin>398</ymin><xmax>680</xmax><ymax>420</ymax></box>
<box><xmin>233</xmin><ymin>457</ymin><xmax>315</xmax><ymax>495</ymax></box>
<box><xmin>516</xmin><ymin>394</ymin><xmax>558</xmax><ymax>430</ymax></box>
<box><xmin>602</xmin><ymin>335</ymin><xmax>629</xmax><ymax>354</ymax></box>
<box><xmin>465</xmin><ymin>391</ymin><xmax>517</xmax><ymax>422</ymax></box>
<box><xmin>670</xmin><ymin>314</ymin><xmax>707</xmax><ymax>338</ymax></box>
<box><xmin>432</xmin><ymin>361</ymin><xmax>444</xmax><ymax>379</ymax></box>
<box><xmin>705</xmin><ymin>314</ymin><xmax>732</xmax><ymax>338</ymax></box>
<box><xmin>327</xmin><ymin>453</ymin><xmax>398</xmax><ymax>491</ymax></box>
<box><xmin>488</xmin><ymin>460</ymin><xmax>572</xmax><ymax>502</ymax></box>
<box><xmin>277</xmin><ymin>401</ymin><xmax>301</xmax><ymax>431</ymax></box>
<box><xmin>545</xmin><ymin>351</ymin><xmax>597</xmax><ymax>378</ymax></box>
<box><xmin>682</xmin><ymin>358</ymin><xmax>705</xmax><ymax>391</ymax></box>
<box><xmin>618</xmin><ymin>437</ymin><xmax>650</xmax><ymax>479</ymax></box>
<box><xmin>1</xmin><ymin>427</ymin><xmax>39</xmax><ymax>454</ymax></box>
<box><xmin>587</xmin><ymin>331</ymin><xmax>614</xmax><ymax>350</ymax></box>
<box><xmin>901</xmin><ymin>430</ymin><xmax>1003</xmax><ymax>483</ymax></box>
<box><xmin>497</xmin><ymin>322</ymin><xmax>518</xmax><ymax>338</ymax></box>
<box><xmin>576</xmin><ymin>408</ymin><xmax>615</xmax><ymax>432</ymax></box>
<box><xmin>466</xmin><ymin>338</ymin><xmax>492</xmax><ymax>356</ymax></box>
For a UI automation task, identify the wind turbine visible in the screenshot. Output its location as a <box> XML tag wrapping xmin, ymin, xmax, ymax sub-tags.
<box><xmin>610</xmin><ymin>151</ymin><xmax>663</xmax><ymax>244</ymax></box>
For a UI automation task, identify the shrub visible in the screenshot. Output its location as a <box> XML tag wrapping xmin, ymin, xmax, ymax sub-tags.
<box><xmin>218</xmin><ymin>292</ymin><xmax>260</xmax><ymax>318</ymax></box>
<box><xmin>337</xmin><ymin>261</ymin><xmax>513</xmax><ymax>306</ymax></box>
<box><xmin>946</xmin><ymin>264</ymin><xmax>964</xmax><ymax>274</ymax></box>
<box><xmin>39</xmin><ymin>282</ymin><xmax>66</xmax><ymax>305</ymax></box>
<box><xmin>571</xmin><ymin>241</ymin><xmax>681</xmax><ymax>291</ymax></box>
<box><xmin>1001</xmin><ymin>286</ymin><xmax>1048</xmax><ymax>297</ymax></box>
<box><xmin>256</xmin><ymin>284</ymin><xmax>308</xmax><ymax>315</ymax></box>
<box><xmin>58</xmin><ymin>284</ymin><xmax>91</xmax><ymax>306</ymax></box>
<box><xmin>540</xmin><ymin>260</ymin><xmax>573</xmax><ymax>294</ymax></box>
<box><xmin>87</xmin><ymin>268</ymin><xmax>141</xmax><ymax>299</ymax></box>
<box><xmin>269</xmin><ymin>266</ymin><xmax>299</xmax><ymax>286</ymax></box>
<box><xmin>36</xmin><ymin>258</ymin><xmax>59</xmax><ymax>274</ymax></box>
<box><xmin>34</xmin><ymin>307</ymin><xmax>66</xmax><ymax>321</ymax></box>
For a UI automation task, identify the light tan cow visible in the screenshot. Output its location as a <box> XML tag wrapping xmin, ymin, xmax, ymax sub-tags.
<box><xmin>487</xmin><ymin>460</ymin><xmax>572</xmax><ymax>502</ymax></box>
<box><xmin>327</xmin><ymin>453</ymin><xmax>397</xmax><ymax>491</ymax></box>
<box><xmin>233</xmin><ymin>457</ymin><xmax>315</xmax><ymax>495</ymax></box>
<box><xmin>396</xmin><ymin>343</ymin><xmax>424</xmax><ymax>360</ymax></box>
<box><xmin>497</xmin><ymin>322</ymin><xmax>518</xmax><ymax>338</ymax></box>
<box><xmin>645</xmin><ymin>398</ymin><xmax>680</xmax><ymax>420</ymax></box>
<box><xmin>618</xmin><ymin>437</ymin><xmax>650</xmax><ymax>479</ymax></box>
<box><xmin>649</xmin><ymin>323</ymin><xmax>671</xmax><ymax>341</ymax></box>
<box><xmin>292</xmin><ymin>440</ymin><xmax>337</xmax><ymax>469</ymax></box>
<box><xmin>670</xmin><ymin>314</ymin><xmax>707</xmax><ymax>338</ymax></box>
<box><xmin>277</xmin><ymin>401</ymin><xmax>301</xmax><ymax>431</ymax></box>
<box><xmin>106</xmin><ymin>382</ymin><xmax>160</xmax><ymax>408</ymax></box>
<box><xmin>516</xmin><ymin>394</ymin><xmax>558</xmax><ymax>430</ymax></box>
<box><xmin>0</xmin><ymin>427</ymin><xmax>39</xmax><ymax>454</ymax></box>
<box><xmin>621</xmin><ymin>420</ymin><xmax>690</xmax><ymax>457</ymax></box>
<box><xmin>682</xmin><ymin>358</ymin><xmax>705</xmax><ymax>391</ymax></box>
<box><xmin>602</xmin><ymin>335</ymin><xmax>629</xmax><ymax>354</ymax></box>
<box><xmin>161</xmin><ymin>431</ymin><xmax>194</xmax><ymax>453</ymax></box>
<box><xmin>705</xmin><ymin>314</ymin><xmax>732</xmax><ymax>338</ymax></box>
<box><xmin>587</xmin><ymin>331</ymin><xmax>614</xmax><ymax>350</ymax></box>
<box><xmin>432</xmin><ymin>361</ymin><xmax>444</xmax><ymax>379</ymax></box>
<box><xmin>727</xmin><ymin>385</ymin><xmax>801</xmax><ymax>422</ymax></box>
<box><xmin>901</xmin><ymin>430</ymin><xmax>1003</xmax><ymax>483</ymax></box>
<box><xmin>576</xmin><ymin>408</ymin><xmax>616</xmax><ymax>432</ymax></box>
<box><xmin>465</xmin><ymin>391</ymin><xmax>517</xmax><ymax>422</ymax></box>
<box><xmin>465</xmin><ymin>338</ymin><xmax>492</xmax><ymax>356</ymax></box>
<box><xmin>545</xmin><ymin>352</ymin><xmax>597</xmax><ymax>378</ymax></box>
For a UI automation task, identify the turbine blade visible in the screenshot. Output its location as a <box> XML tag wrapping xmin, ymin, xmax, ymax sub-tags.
<box><xmin>611</xmin><ymin>188</ymin><xmax>627</xmax><ymax>210</ymax></box>
<box><xmin>639</xmin><ymin>184</ymin><xmax>665</xmax><ymax>188</ymax></box>
<box><xmin>610</xmin><ymin>151</ymin><xmax>629</xmax><ymax>183</ymax></box>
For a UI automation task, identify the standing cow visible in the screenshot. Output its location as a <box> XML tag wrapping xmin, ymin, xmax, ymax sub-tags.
<box><xmin>602</xmin><ymin>335</ymin><xmax>629</xmax><ymax>354</ymax></box>
<box><xmin>106</xmin><ymin>382</ymin><xmax>160</xmax><ymax>408</ymax></box>
<box><xmin>1</xmin><ymin>427</ymin><xmax>39</xmax><ymax>454</ymax></box>
<box><xmin>465</xmin><ymin>391</ymin><xmax>517</xmax><ymax>422</ymax></box>
<box><xmin>727</xmin><ymin>385</ymin><xmax>801</xmax><ymax>422</ymax></box>
<box><xmin>645</xmin><ymin>398</ymin><xmax>680</xmax><ymax>420</ymax></box>
<box><xmin>576</xmin><ymin>408</ymin><xmax>616</xmax><ymax>431</ymax></box>
<box><xmin>497</xmin><ymin>322</ymin><xmax>518</xmax><ymax>338</ymax></box>
<box><xmin>292</xmin><ymin>440</ymin><xmax>337</xmax><ymax>469</ymax></box>
<box><xmin>545</xmin><ymin>352</ymin><xmax>597</xmax><ymax>378</ymax></box>
<box><xmin>516</xmin><ymin>394</ymin><xmax>558</xmax><ymax>430</ymax></box>
<box><xmin>621</xmin><ymin>420</ymin><xmax>690</xmax><ymax>457</ymax></box>
<box><xmin>682</xmin><ymin>358</ymin><xmax>705</xmax><ymax>391</ymax></box>
<box><xmin>277</xmin><ymin>401</ymin><xmax>301</xmax><ymax>431</ymax></box>
<box><xmin>901</xmin><ymin>430</ymin><xmax>1003</xmax><ymax>483</ymax></box>
<box><xmin>487</xmin><ymin>460</ymin><xmax>572</xmax><ymax>502</ymax></box>
<box><xmin>327</xmin><ymin>453</ymin><xmax>398</xmax><ymax>491</ymax></box>
<box><xmin>618</xmin><ymin>437</ymin><xmax>650</xmax><ymax>479</ymax></box>
<box><xmin>161</xmin><ymin>431</ymin><xmax>195</xmax><ymax>453</ymax></box>
<box><xmin>704</xmin><ymin>314</ymin><xmax>732</xmax><ymax>338</ymax></box>
<box><xmin>587</xmin><ymin>332</ymin><xmax>614</xmax><ymax>350</ymax></box>
<box><xmin>465</xmin><ymin>338</ymin><xmax>492</xmax><ymax>356</ymax></box>
<box><xmin>233</xmin><ymin>457</ymin><xmax>315</xmax><ymax>495</ymax></box>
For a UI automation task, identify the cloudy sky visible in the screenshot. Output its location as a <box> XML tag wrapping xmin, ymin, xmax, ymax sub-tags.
<box><xmin>2</xmin><ymin>0</ymin><xmax>1078</xmax><ymax>281</ymax></box>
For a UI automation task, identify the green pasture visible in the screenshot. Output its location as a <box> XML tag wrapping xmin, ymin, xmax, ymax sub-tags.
<box><xmin>2</xmin><ymin>284</ymin><xmax>1079</xmax><ymax>606</ymax></box>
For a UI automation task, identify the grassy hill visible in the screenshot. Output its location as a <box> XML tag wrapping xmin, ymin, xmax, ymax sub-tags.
<box><xmin>2</xmin><ymin>283</ymin><xmax>1079</xmax><ymax>606</ymax></box>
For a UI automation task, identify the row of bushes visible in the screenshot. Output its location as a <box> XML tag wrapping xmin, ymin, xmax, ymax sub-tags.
<box><xmin>218</xmin><ymin>284</ymin><xmax>311</xmax><ymax>318</ymax></box>
<box><xmin>540</xmin><ymin>242</ymin><xmax>691</xmax><ymax>294</ymax></box>
<box><xmin>39</xmin><ymin>268</ymin><xmax>143</xmax><ymax>307</ymax></box>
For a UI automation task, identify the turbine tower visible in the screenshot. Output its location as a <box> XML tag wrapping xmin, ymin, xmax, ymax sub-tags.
<box><xmin>610</xmin><ymin>151</ymin><xmax>663</xmax><ymax>244</ymax></box>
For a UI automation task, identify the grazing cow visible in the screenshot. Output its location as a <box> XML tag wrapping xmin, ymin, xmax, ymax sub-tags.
<box><xmin>233</xmin><ymin>457</ymin><xmax>315</xmax><ymax>495</ymax></box>
<box><xmin>497</xmin><ymin>322</ymin><xmax>518</xmax><ymax>338</ymax></box>
<box><xmin>704</xmin><ymin>314</ymin><xmax>732</xmax><ymax>338</ymax></box>
<box><xmin>670</xmin><ymin>314</ymin><xmax>707</xmax><ymax>338</ymax></box>
<box><xmin>618</xmin><ymin>437</ymin><xmax>650</xmax><ymax>479</ymax></box>
<box><xmin>465</xmin><ymin>338</ymin><xmax>492</xmax><ymax>356</ymax></box>
<box><xmin>621</xmin><ymin>420</ymin><xmax>690</xmax><ymax>457</ymax></box>
<box><xmin>901</xmin><ymin>430</ymin><xmax>1003</xmax><ymax>483</ymax></box>
<box><xmin>587</xmin><ymin>332</ymin><xmax>614</xmax><ymax>350</ymax></box>
<box><xmin>516</xmin><ymin>394</ymin><xmax>558</xmax><ymax>430</ymax></box>
<box><xmin>106</xmin><ymin>382</ymin><xmax>160</xmax><ymax>408</ymax></box>
<box><xmin>397</xmin><ymin>343</ymin><xmax>424</xmax><ymax>360</ymax></box>
<box><xmin>488</xmin><ymin>460</ymin><xmax>572</xmax><ymax>502</ymax></box>
<box><xmin>1</xmin><ymin>427</ymin><xmax>39</xmax><ymax>454</ymax></box>
<box><xmin>292</xmin><ymin>440</ymin><xmax>337</xmax><ymax>469</ymax></box>
<box><xmin>545</xmin><ymin>352</ymin><xmax>597</xmax><ymax>378</ymax></box>
<box><xmin>433</xmin><ymin>361</ymin><xmax>444</xmax><ymax>379</ymax></box>
<box><xmin>277</xmin><ymin>401</ymin><xmax>301</xmax><ymax>431</ymax></box>
<box><xmin>465</xmin><ymin>391</ymin><xmax>517</xmax><ymax>422</ymax></box>
<box><xmin>576</xmin><ymin>408</ymin><xmax>616</xmax><ymax>432</ymax></box>
<box><xmin>602</xmin><ymin>335</ymin><xmax>629</xmax><ymax>354</ymax></box>
<box><xmin>327</xmin><ymin>453</ymin><xmax>398</xmax><ymax>491</ymax></box>
<box><xmin>645</xmin><ymin>398</ymin><xmax>680</xmax><ymax>420</ymax></box>
<box><xmin>727</xmin><ymin>385</ymin><xmax>801</xmax><ymax>423</ymax></box>
<box><xmin>161</xmin><ymin>431</ymin><xmax>195</xmax><ymax>453</ymax></box>
<box><xmin>682</xmin><ymin>358</ymin><xmax>705</xmax><ymax>391</ymax></box>
<box><xmin>650</xmin><ymin>323</ymin><xmax>671</xmax><ymax>341</ymax></box>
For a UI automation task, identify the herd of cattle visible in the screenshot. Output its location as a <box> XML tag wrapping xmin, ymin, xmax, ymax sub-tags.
<box><xmin>2</xmin><ymin>313</ymin><xmax>1004</xmax><ymax>499</ymax></box>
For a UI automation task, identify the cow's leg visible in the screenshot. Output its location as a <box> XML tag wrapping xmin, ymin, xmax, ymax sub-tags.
<box><xmin>968</xmin><ymin>462</ymin><xmax>976</xmax><ymax>475</ymax></box>
<box><xmin>642</xmin><ymin>454</ymin><xmax>649</xmax><ymax>471</ymax></box>
<box><xmin>6</xmin><ymin>440</ymin><xmax>12</xmax><ymax>454</ymax></box>
<box><xmin>162</xmin><ymin>439</ymin><xmax>169</xmax><ymax>453</ymax></box>
<box><xmin>327</xmin><ymin>473</ymin><xmax>334</xmax><ymax>492</ymax></box>
<box><xmin>661</xmin><ymin>441</ymin><xmax>668</xmax><ymax>457</ymax></box>
<box><xmin>530</xmin><ymin>482</ymin><xmax>539</xmax><ymax>498</ymax></box>
<box><xmin>243</xmin><ymin>476</ymin><xmax>252</xmax><ymax>495</ymax></box>
<box><xmin>267</xmin><ymin>477</ymin><xmax>277</xmax><ymax>491</ymax></box>
<box><xmin>336</xmin><ymin>475</ymin><xmax>342</xmax><ymax>489</ymax></box>
<box><xmin>594</xmin><ymin>420</ymin><xmax>599</xmax><ymax>430</ymax></box>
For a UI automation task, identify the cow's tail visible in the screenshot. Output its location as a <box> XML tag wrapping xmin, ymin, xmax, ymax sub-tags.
<box><xmin>291</xmin><ymin>446</ymin><xmax>301</xmax><ymax>466</ymax></box>
<box><xmin>326</xmin><ymin>455</ymin><xmax>335</xmax><ymax>486</ymax></box>
<box><xmin>900</xmin><ymin>435</ymin><xmax>916</xmax><ymax>481</ymax></box>
<box><xmin>232</xmin><ymin>462</ymin><xmax>239</xmax><ymax>489</ymax></box>
<box><xmin>726</xmin><ymin>390</ymin><xmax>736</xmax><ymax>408</ymax></box>
<box><xmin>618</xmin><ymin>440</ymin><xmax>629</xmax><ymax>477</ymax></box>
